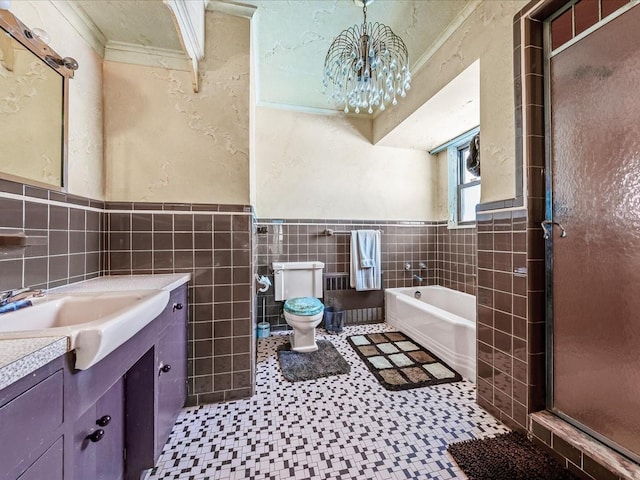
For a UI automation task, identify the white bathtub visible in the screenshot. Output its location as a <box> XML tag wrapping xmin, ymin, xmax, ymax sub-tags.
<box><xmin>385</xmin><ymin>286</ymin><xmax>476</xmax><ymax>382</ymax></box>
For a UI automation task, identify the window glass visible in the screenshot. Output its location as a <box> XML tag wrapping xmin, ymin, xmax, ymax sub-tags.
<box><xmin>459</xmin><ymin>146</ymin><xmax>479</xmax><ymax>184</ymax></box>
<box><xmin>443</xmin><ymin>127</ymin><xmax>480</xmax><ymax>228</ymax></box>
<box><xmin>460</xmin><ymin>183</ymin><xmax>481</xmax><ymax>223</ymax></box>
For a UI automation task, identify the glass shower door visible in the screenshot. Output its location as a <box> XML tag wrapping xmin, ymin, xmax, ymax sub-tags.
<box><xmin>548</xmin><ymin>4</ymin><xmax>640</xmax><ymax>461</ymax></box>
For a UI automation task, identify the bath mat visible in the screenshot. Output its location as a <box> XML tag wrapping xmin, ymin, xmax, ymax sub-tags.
<box><xmin>277</xmin><ymin>340</ymin><xmax>350</xmax><ymax>382</ymax></box>
<box><xmin>347</xmin><ymin>331</ymin><xmax>462</xmax><ymax>391</ymax></box>
<box><xmin>448</xmin><ymin>431</ymin><xmax>579</xmax><ymax>480</ymax></box>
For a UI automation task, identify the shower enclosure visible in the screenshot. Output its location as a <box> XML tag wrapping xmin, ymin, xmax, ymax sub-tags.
<box><xmin>545</xmin><ymin>2</ymin><xmax>640</xmax><ymax>462</ymax></box>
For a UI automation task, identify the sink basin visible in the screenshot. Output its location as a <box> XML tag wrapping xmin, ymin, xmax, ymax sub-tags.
<box><xmin>0</xmin><ymin>290</ymin><xmax>170</xmax><ymax>370</ymax></box>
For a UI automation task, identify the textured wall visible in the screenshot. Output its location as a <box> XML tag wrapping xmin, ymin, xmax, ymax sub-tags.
<box><xmin>103</xmin><ymin>11</ymin><xmax>250</xmax><ymax>204</ymax></box>
<box><xmin>374</xmin><ymin>0</ymin><xmax>529</xmax><ymax>205</ymax></box>
<box><xmin>7</xmin><ymin>1</ymin><xmax>104</xmax><ymax>200</ymax></box>
<box><xmin>255</xmin><ymin>107</ymin><xmax>438</xmax><ymax>220</ymax></box>
<box><xmin>253</xmin><ymin>0</ymin><xmax>472</xmax><ymax>110</ymax></box>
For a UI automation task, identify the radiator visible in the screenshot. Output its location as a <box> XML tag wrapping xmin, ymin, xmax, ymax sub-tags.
<box><xmin>323</xmin><ymin>273</ymin><xmax>384</xmax><ymax>325</ymax></box>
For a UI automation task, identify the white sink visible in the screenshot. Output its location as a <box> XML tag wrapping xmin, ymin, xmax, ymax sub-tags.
<box><xmin>0</xmin><ymin>290</ymin><xmax>170</xmax><ymax>370</ymax></box>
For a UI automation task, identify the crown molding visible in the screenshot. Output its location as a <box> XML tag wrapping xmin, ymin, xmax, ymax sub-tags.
<box><xmin>50</xmin><ymin>0</ymin><xmax>106</xmax><ymax>57</ymax></box>
<box><xmin>256</xmin><ymin>100</ymin><xmax>370</xmax><ymax>119</ymax></box>
<box><xmin>411</xmin><ymin>0</ymin><xmax>482</xmax><ymax>76</ymax></box>
<box><xmin>104</xmin><ymin>41</ymin><xmax>191</xmax><ymax>71</ymax></box>
<box><xmin>206</xmin><ymin>0</ymin><xmax>257</xmax><ymax>19</ymax></box>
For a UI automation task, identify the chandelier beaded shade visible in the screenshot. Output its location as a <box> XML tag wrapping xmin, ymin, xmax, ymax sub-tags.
<box><xmin>323</xmin><ymin>0</ymin><xmax>411</xmax><ymax>114</ymax></box>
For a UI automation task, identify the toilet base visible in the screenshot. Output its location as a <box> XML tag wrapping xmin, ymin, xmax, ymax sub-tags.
<box><xmin>290</xmin><ymin>329</ymin><xmax>318</xmax><ymax>353</ymax></box>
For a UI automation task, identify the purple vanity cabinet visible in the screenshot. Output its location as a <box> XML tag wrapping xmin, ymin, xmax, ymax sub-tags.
<box><xmin>124</xmin><ymin>284</ymin><xmax>188</xmax><ymax>479</ymax></box>
<box><xmin>155</xmin><ymin>286</ymin><xmax>188</xmax><ymax>459</ymax></box>
<box><xmin>0</xmin><ymin>359</ymin><xmax>64</xmax><ymax>480</ymax></box>
<box><xmin>71</xmin><ymin>377</ymin><xmax>125</xmax><ymax>480</ymax></box>
<box><xmin>0</xmin><ymin>283</ymin><xmax>188</xmax><ymax>480</ymax></box>
<box><xmin>17</xmin><ymin>438</ymin><xmax>64</xmax><ymax>480</ymax></box>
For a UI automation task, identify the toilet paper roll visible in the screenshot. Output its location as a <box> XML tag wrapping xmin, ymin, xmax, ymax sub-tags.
<box><xmin>256</xmin><ymin>275</ymin><xmax>272</xmax><ymax>293</ymax></box>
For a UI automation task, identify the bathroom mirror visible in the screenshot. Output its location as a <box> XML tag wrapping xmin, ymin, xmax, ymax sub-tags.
<box><xmin>0</xmin><ymin>9</ymin><xmax>75</xmax><ymax>190</ymax></box>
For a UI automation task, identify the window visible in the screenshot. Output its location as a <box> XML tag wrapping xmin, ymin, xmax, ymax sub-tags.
<box><xmin>457</xmin><ymin>142</ymin><xmax>480</xmax><ymax>224</ymax></box>
<box><xmin>432</xmin><ymin>127</ymin><xmax>480</xmax><ymax>227</ymax></box>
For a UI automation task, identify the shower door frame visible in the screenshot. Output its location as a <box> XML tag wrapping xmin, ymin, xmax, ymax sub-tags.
<box><xmin>542</xmin><ymin>0</ymin><xmax>640</xmax><ymax>464</ymax></box>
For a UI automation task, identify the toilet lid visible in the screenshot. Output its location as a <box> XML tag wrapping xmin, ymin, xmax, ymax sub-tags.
<box><xmin>283</xmin><ymin>297</ymin><xmax>324</xmax><ymax>316</ymax></box>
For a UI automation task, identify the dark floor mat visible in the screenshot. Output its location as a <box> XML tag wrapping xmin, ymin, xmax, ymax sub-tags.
<box><xmin>277</xmin><ymin>340</ymin><xmax>350</xmax><ymax>382</ymax></box>
<box><xmin>347</xmin><ymin>331</ymin><xmax>462</xmax><ymax>391</ymax></box>
<box><xmin>448</xmin><ymin>431</ymin><xmax>580</xmax><ymax>480</ymax></box>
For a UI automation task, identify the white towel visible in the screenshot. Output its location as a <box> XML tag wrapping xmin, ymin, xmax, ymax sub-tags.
<box><xmin>350</xmin><ymin>230</ymin><xmax>381</xmax><ymax>291</ymax></box>
<box><xmin>357</xmin><ymin>230</ymin><xmax>376</xmax><ymax>268</ymax></box>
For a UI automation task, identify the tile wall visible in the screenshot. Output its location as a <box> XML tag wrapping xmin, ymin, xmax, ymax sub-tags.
<box><xmin>471</xmin><ymin>2</ymin><xmax>633</xmax><ymax>478</ymax></box>
<box><xmin>0</xmin><ymin>179</ymin><xmax>103</xmax><ymax>292</ymax></box>
<box><xmin>103</xmin><ymin>202</ymin><xmax>255</xmax><ymax>405</ymax></box>
<box><xmin>437</xmin><ymin>225</ymin><xmax>477</xmax><ymax>295</ymax></box>
<box><xmin>475</xmin><ymin>208</ymin><xmax>538</xmax><ymax>431</ymax></box>
<box><xmin>255</xmin><ymin>219</ymin><xmax>476</xmax><ymax>330</ymax></box>
<box><xmin>0</xmin><ymin>177</ymin><xmax>255</xmax><ymax>406</ymax></box>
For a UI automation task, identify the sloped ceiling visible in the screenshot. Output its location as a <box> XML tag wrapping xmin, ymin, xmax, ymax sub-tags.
<box><xmin>242</xmin><ymin>0</ymin><xmax>473</xmax><ymax>112</ymax></box>
<box><xmin>74</xmin><ymin>0</ymin><xmax>183</xmax><ymax>51</ymax></box>
<box><xmin>73</xmin><ymin>0</ymin><xmax>480</xmax><ymax>150</ymax></box>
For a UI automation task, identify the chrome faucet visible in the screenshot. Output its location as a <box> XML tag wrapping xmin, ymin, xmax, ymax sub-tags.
<box><xmin>412</xmin><ymin>274</ymin><xmax>423</xmax><ymax>283</ymax></box>
<box><xmin>0</xmin><ymin>288</ymin><xmax>45</xmax><ymax>307</ymax></box>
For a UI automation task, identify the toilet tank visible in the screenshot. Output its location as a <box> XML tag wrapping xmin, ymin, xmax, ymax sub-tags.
<box><xmin>272</xmin><ymin>261</ymin><xmax>324</xmax><ymax>301</ymax></box>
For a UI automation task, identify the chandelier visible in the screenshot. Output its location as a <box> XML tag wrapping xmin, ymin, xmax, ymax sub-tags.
<box><xmin>323</xmin><ymin>0</ymin><xmax>411</xmax><ymax>114</ymax></box>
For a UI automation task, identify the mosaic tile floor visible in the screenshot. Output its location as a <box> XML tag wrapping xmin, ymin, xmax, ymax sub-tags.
<box><xmin>145</xmin><ymin>324</ymin><xmax>509</xmax><ymax>480</ymax></box>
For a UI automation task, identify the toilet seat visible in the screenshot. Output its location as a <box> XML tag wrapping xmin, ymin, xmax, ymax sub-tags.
<box><xmin>283</xmin><ymin>297</ymin><xmax>324</xmax><ymax>317</ymax></box>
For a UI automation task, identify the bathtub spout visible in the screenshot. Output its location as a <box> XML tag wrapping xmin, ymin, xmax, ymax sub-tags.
<box><xmin>413</xmin><ymin>274</ymin><xmax>423</xmax><ymax>283</ymax></box>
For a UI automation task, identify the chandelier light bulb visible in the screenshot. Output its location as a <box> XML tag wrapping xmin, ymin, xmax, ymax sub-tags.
<box><xmin>323</xmin><ymin>1</ymin><xmax>411</xmax><ymax>114</ymax></box>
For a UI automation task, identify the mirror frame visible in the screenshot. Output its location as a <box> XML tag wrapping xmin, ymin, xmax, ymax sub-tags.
<box><xmin>0</xmin><ymin>9</ymin><xmax>75</xmax><ymax>191</ymax></box>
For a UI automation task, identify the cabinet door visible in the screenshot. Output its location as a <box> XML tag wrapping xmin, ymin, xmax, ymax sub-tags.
<box><xmin>72</xmin><ymin>378</ymin><xmax>124</xmax><ymax>480</ymax></box>
<box><xmin>96</xmin><ymin>377</ymin><xmax>124</xmax><ymax>480</ymax></box>
<box><xmin>156</xmin><ymin>287</ymin><xmax>188</xmax><ymax>457</ymax></box>
<box><xmin>18</xmin><ymin>437</ymin><xmax>63</xmax><ymax>480</ymax></box>
<box><xmin>0</xmin><ymin>369</ymin><xmax>63</xmax><ymax>480</ymax></box>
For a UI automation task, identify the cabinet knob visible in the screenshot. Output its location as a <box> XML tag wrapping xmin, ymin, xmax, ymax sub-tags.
<box><xmin>172</xmin><ymin>303</ymin><xmax>183</xmax><ymax>311</ymax></box>
<box><xmin>96</xmin><ymin>415</ymin><xmax>111</xmax><ymax>427</ymax></box>
<box><xmin>160</xmin><ymin>364</ymin><xmax>171</xmax><ymax>374</ymax></box>
<box><xmin>87</xmin><ymin>429</ymin><xmax>105</xmax><ymax>443</ymax></box>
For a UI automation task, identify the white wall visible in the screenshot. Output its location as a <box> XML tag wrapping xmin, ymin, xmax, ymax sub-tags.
<box><xmin>255</xmin><ymin>107</ymin><xmax>439</xmax><ymax>220</ymax></box>
<box><xmin>375</xmin><ymin>0</ymin><xmax>529</xmax><ymax>205</ymax></box>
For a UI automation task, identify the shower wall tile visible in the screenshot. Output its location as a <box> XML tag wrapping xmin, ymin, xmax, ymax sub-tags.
<box><xmin>475</xmin><ymin>208</ymin><xmax>530</xmax><ymax>431</ymax></box>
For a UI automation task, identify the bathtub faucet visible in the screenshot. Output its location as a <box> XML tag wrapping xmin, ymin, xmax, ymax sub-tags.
<box><xmin>412</xmin><ymin>274</ymin><xmax>423</xmax><ymax>284</ymax></box>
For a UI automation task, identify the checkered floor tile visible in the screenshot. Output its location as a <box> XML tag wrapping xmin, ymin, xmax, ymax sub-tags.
<box><xmin>144</xmin><ymin>324</ymin><xmax>509</xmax><ymax>480</ymax></box>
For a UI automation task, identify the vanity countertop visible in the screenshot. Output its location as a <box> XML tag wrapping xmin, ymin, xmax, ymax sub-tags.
<box><xmin>0</xmin><ymin>274</ymin><xmax>190</xmax><ymax>392</ymax></box>
<box><xmin>0</xmin><ymin>336</ymin><xmax>68</xmax><ymax>390</ymax></box>
<box><xmin>50</xmin><ymin>273</ymin><xmax>191</xmax><ymax>294</ymax></box>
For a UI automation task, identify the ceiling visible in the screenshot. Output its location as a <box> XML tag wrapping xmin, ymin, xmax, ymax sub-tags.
<box><xmin>73</xmin><ymin>0</ymin><xmax>480</xmax><ymax>150</ymax></box>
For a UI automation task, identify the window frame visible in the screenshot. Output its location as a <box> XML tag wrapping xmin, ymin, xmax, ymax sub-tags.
<box><xmin>430</xmin><ymin>127</ymin><xmax>480</xmax><ymax>228</ymax></box>
<box><xmin>456</xmin><ymin>143</ymin><xmax>481</xmax><ymax>225</ymax></box>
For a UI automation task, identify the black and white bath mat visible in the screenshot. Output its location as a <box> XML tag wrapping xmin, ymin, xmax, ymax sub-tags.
<box><xmin>277</xmin><ymin>340</ymin><xmax>350</xmax><ymax>382</ymax></box>
<box><xmin>347</xmin><ymin>331</ymin><xmax>462</xmax><ymax>391</ymax></box>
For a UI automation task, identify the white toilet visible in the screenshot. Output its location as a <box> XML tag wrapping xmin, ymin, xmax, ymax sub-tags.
<box><xmin>272</xmin><ymin>261</ymin><xmax>325</xmax><ymax>353</ymax></box>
